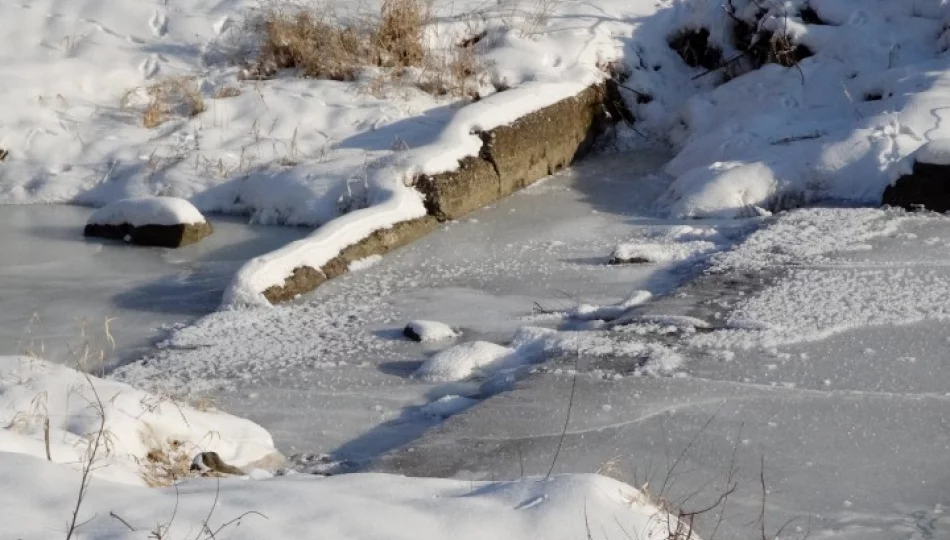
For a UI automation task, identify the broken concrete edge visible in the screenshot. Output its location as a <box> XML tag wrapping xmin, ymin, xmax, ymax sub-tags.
<box><xmin>262</xmin><ymin>216</ymin><xmax>439</xmax><ymax>303</ymax></box>
<box><xmin>83</xmin><ymin>221</ymin><xmax>213</xmax><ymax>248</ymax></box>
<box><xmin>257</xmin><ymin>81</ymin><xmax>618</xmax><ymax>305</ymax></box>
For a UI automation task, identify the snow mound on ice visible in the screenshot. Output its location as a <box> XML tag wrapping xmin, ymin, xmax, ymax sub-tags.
<box><xmin>404</xmin><ymin>320</ymin><xmax>458</xmax><ymax>342</ymax></box>
<box><xmin>414</xmin><ymin>341</ymin><xmax>513</xmax><ymax>382</ymax></box>
<box><xmin>0</xmin><ymin>356</ymin><xmax>276</xmax><ymax>486</ymax></box>
<box><xmin>1</xmin><ymin>454</ymin><xmax>688</xmax><ymax>540</ymax></box>
<box><xmin>612</xmin><ymin>240</ymin><xmax>717</xmax><ymax>264</ymax></box>
<box><xmin>87</xmin><ymin>197</ymin><xmax>206</xmax><ymax>227</ymax></box>
<box><xmin>661</xmin><ymin>162</ymin><xmax>779</xmax><ymax>219</ymax></box>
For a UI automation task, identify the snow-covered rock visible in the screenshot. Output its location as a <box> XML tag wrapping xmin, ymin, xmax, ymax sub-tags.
<box><xmin>884</xmin><ymin>139</ymin><xmax>950</xmax><ymax>213</ymax></box>
<box><xmin>413</xmin><ymin>341</ymin><xmax>513</xmax><ymax>382</ymax></box>
<box><xmin>84</xmin><ymin>196</ymin><xmax>212</xmax><ymax>247</ymax></box>
<box><xmin>403</xmin><ymin>320</ymin><xmax>458</xmax><ymax>342</ymax></box>
<box><xmin>0</xmin><ymin>356</ymin><xmax>278</xmax><ymax>486</ymax></box>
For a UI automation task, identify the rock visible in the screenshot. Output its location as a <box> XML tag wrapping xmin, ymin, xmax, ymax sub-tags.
<box><xmin>883</xmin><ymin>140</ymin><xmax>950</xmax><ymax>213</ymax></box>
<box><xmin>84</xmin><ymin>196</ymin><xmax>212</xmax><ymax>247</ymax></box>
<box><xmin>403</xmin><ymin>320</ymin><xmax>458</xmax><ymax>342</ymax></box>
<box><xmin>190</xmin><ymin>451</ymin><xmax>245</xmax><ymax>476</ymax></box>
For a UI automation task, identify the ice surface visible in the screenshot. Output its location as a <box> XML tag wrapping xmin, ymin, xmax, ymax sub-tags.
<box><xmin>374</xmin><ymin>207</ymin><xmax>950</xmax><ymax>540</ymax></box>
<box><xmin>87</xmin><ymin>197</ymin><xmax>206</xmax><ymax>227</ymax></box>
<box><xmin>0</xmin><ymin>205</ymin><xmax>307</xmax><ymax>366</ymax></box>
<box><xmin>113</xmin><ymin>151</ymin><xmax>687</xmax><ymax>459</ymax></box>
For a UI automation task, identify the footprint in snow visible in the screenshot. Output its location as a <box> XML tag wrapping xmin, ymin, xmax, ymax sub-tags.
<box><xmin>150</xmin><ymin>9</ymin><xmax>168</xmax><ymax>37</ymax></box>
<box><xmin>140</xmin><ymin>55</ymin><xmax>160</xmax><ymax>79</ymax></box>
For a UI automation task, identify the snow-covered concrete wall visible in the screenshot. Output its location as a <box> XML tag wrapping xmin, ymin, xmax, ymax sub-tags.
<box><xmin>228</xmin><ymin>82</ymin><xmax>612</xmax><ymax>307</ymax></box>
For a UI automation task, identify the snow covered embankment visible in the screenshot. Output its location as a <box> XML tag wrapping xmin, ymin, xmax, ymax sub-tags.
<box><xmin>651</xmin><ymin>0</ymin><xmax>950</xmax><ymax>219</ymax></box>
<box><xmin>223</xmin><ymin>77</ymin><xmax>607</xmax><ymax>308</ymax></box>
<box><xmin>0</xmin><ymin>358</ymin><xmax>690</xmax><ymax>540</ymax></box>
<box><xmin>0</xmin><ymin>356</ymin><xmax>278</xmax><ymax>486</ymax></box>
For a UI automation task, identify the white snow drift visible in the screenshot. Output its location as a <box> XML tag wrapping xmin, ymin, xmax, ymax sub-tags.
<box><xmin>0</xmin><ymin>356</ymin><xmax>277</xmax><ymax>486</ymax></box>
<box><xmin>87</xmin><ymin>196</ymin><xmax>207</xmax><ymax>227</ymax></box>
<box><xmin>1</xmin><ymin>454</ymin><xmax>688</xmax><ymax>540</ymax></box>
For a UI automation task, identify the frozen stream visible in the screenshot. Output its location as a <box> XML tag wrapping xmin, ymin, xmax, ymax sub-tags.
<box><xmin>0</xmin><ymin>205</ymin><xmax>307</xmax><ymax>366</ymax></box>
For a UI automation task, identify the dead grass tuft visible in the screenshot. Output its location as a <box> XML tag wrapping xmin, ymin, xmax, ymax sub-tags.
<box><xmin>141</xmin><ymin>439</ymin><xmax>194</xmax><ymax>487</ymax></box>
<box><xmin>374</xmin><ymin>0</ymin><xmax>430</xmax><ymax>68</ymax></box>
<box><xmin>134</xmin><ymin>77</ymin><xmax>206</xmax><ymax>129</ymax></box>
<box><xmin>255</xmin><ymin>7</ymin><xmax>369</xmax><ymax>80</ymax></box>
<box><xmin>251</xmin><ymin>0</ymin><xmax>484</xmax><ymax>99</ymax></box>
<box><xmin>213</xmin><ymin>85</ymin><xmax>242</xmax><ymax>99</ymax></box>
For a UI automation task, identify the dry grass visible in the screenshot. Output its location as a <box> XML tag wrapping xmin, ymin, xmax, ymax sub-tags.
<box><xmin>213</xmin><ymin>85</ymin><xmax>242</xmax><ymax>99</ymax></box>
<box><xmin>252</xmin><ymin>0</ymin><xmax>432</xmax><ymax>80</ymax></box>
<box><xmin>416</xmin><ymin>42</ymin><xmax>483</xmax><ymax>98</ymax></box>
<box><xmin>254</xmin><ymin>7</ymin><xmax>370</xmax><ymax>80</ymax></box>
<box><xmin>141</xmin><ymin>438</ymin><xmax>194</xmax><ymax>487</ymax></box>
<box><xmin>251</xmin><ymin>0</ymin><xmax>487</xmax><ymax>99</ymax></box>
<box><xmin>129</xmin><ymin>77</ymin><xmax>207</xmax><ymax>129</ymax></box>
<box><xmin>374</xmin><ymin>0</ymin><xmax>430</xmax><ymax>67</ymax></box>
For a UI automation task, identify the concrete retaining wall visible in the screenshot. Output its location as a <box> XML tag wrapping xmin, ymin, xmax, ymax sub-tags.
<box><xmin>262</xmin><ymin>83</ymin><xmax>612</xmax><ymax>304</ymax></box>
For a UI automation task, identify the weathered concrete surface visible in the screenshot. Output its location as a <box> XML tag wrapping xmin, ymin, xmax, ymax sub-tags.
<box><xmin>83</xmin><ymin>222</ymin><xmax>213</xmax><ymax>248</ymax></box>
<box><xmin>262</xmin><ymin>216</ymin><xmax>439</xmax><ymax>304</ymax></box>
<box><xmin>416</xmin><ymin>84</ymin><xmax>610</xmax><ymax>221</ymax></box>
<box><xmin>264</xmin><ymin>83</ymin><xmax>613</xmax><ymax>303</ymax></box>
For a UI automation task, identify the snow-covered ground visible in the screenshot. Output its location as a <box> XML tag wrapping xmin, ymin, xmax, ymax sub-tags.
<box><xmin>1</xmin><ymin>453</ymin><xmax>682</xmax><ymax>540</ymax></box>
<box><xmin>0</xmin><ymin>357</ymin><xmax>684</xmax><ymax>540</ymax></box>
<box><xmin>7</xmin><ymin>0</ymin><xmax>950</xmax><ymax>538</ymax></box>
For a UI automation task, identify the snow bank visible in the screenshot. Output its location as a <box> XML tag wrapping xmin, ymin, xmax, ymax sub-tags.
<box><xmin>1</xmin><ymin>453</ymin><xmax>688</xmax><ymax>540</ymax></box>
<box><xmin>648</xmin><ymin>0</ymin><xmax>950</xmax><ymax>218</ymax></box>
<box><xmin>86</xmin><ymin>196</ymin><xmax>207</xmax><ymax>227</ymax></box>
<box><xmin>0</xmin><ymin>356</ymin><xmax>277</xmax><ymax>486</ymax></box>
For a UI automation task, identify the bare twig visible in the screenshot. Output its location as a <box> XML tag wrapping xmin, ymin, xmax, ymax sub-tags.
<box><xmin>545</xmin><ymin>355</ymin><xmax>579</xmax><ymax>480</ymax></box>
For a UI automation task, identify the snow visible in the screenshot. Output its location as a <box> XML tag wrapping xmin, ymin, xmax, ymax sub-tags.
<box><xmin>0</xmin><ymin>356</ymin><xmax>278</xmax><ymax>486</ymax></box>
<box><xmin>691</xmin><ymin>208</ymin><xmax>950</xmax><ymax>349</ymax></box>
<box><xmin>910</xmin><ymin>138</ymin><xmax>950</xmax><ymax>166</ymax></box>
<box><xmin>612</xmin><ymin>241</ymin><xmax>716</xmax><ymax>264</ymax></box>
<box><xmin>404</xmin><ymin>320</ymin><xmax>458</xmax><ymax>342</ymax></box>
<box><xmin>414</xmin><ymin>341</ymin><xmax>514</xmax><ymax>382</ymax></box>
<box><xmin>86</xmin><ymin>196</ymin><xmax>207</xmax><ymax>227</ymax></box>
<box><xmin>0</xmin><ymin>453</ymin><xmax>686</xmax><ymax>540</ymax></box>
<box><xmin>647</xmin><ymin>0</ymin><xmax>950</xmax><ymax>218</ymax></box>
